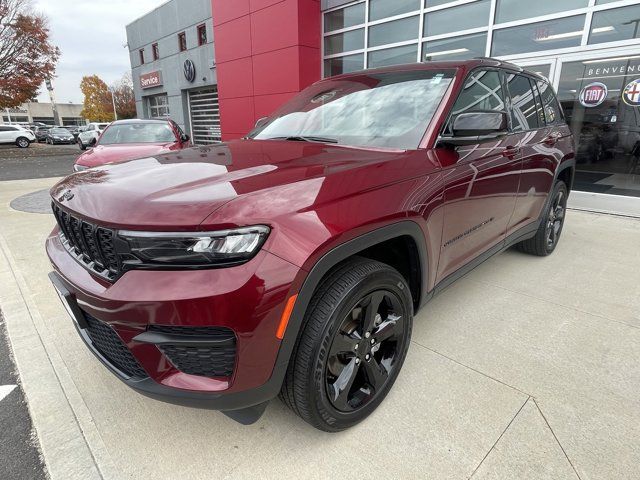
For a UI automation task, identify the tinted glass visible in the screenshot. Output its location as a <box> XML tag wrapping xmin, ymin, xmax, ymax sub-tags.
<box><xmin>424</xmin><ymin>0</ymin><xmax>490</xmax><ymax>37</ymax></box>
<box><xmin>251</xmin><ymin>70</ymin><xmax>455</xmax><ymax>149</ymax></box>
<box><xmin>324</xmin><ymin>3</ymin><xmax>365</xmax><ymax>32</ymax></box>
<box><xmin>536</xmin><ymin>80</ymin><xmax>562</xmax><ymax>125</ymax></box>
<box><xmin>369</xmin><ymin>0</ymin><xmax>420</xmax><ymax>22</ymax></box>
<box><xmin>507</xmin><ymin>75</ymin><xmax>539</xmax><ymax>131</ymax></box>
<box><xmin>452</xmin><ymin>70</ymin><xmax>506</xmax><ymax>117</ymax></box>
<box><xmin>50</xmin><ymin>128</ymin><xmax>71</xmax><ymax>134</ymax></box>
<box><xmin>99</xmin><ymin>123</ymin><xmax>175</xmax><ymax>145</ymax></box>
<box><xmin>324</xmin><ymin>54</ymin><xmax>364</xmax><ymax>76</ymax></box>
<box><xmin>423</xmin><ymin>32</ymin><xmax>487</xmax><ymax>61</ymax></box>
<box><xmin>325</xmin><ymin>29</ymin><xmax>365</xmax><ymax>55</ymax></box>
<box><xmin>368</xmin><ymin>44</ymin><xmax>418</xmax><ymax>68</ymax></box>
<box><xmin>368</xmin><ymin>16</ymin><xmax>419</xmax><ymax>47</ymax></box>
<box><xmin>531</xmin><ymin>82</ymin><xmax>546</xmax><ymax>126</ymax></box>
<box><xmin>595</xmin><ymin>0</ymin><xmax>618</xmax><ymax>4</ymax></box>
<box><xmin>495</xmin><ymin>0</ymin><xmax>588</xmax><ymax>23</ymax></box>
<box><xmin>425</xmin><ymin>0</ymin><xmax>458</xmax><ymax>6</ymax></box>
<box><xmin>491</xmin><ymin>15</ymin><xmax>586</xmax><ymax>56</ymax></box>
<box><xmin>589</xmin><ymin>5</ymin><xmax>640</xmax><ymax>45</ymax></box>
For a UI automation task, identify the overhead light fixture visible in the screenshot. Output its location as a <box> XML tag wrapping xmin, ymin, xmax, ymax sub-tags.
<box><xmin>425</xmin><ymin>48</ymin><xmax>469</xmax><ymax>58</ymax></box>
<box><xmin>591</xmin><ymin>26</ymin><xmax>615</xmax><ymax>33</ymax></box>
<box><xmin>583</xmin><ymin>55</ymin><xmax>640</xmax><ymax>64</ymax></box>
<box><xmin>536</xmin><ymin>30</ymin><xmax>583</xmax><ymax>42</ymax></box>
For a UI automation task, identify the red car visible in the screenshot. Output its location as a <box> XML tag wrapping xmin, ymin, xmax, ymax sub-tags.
<box><xmin>73</xmin><ymin>119</ymin><xmax>190</xmax><ymax>171</ymax></box>
<box><xmin>47</xmin><ymin>59</ymin><xmax>574</xmax><ymax>431</ymax></box>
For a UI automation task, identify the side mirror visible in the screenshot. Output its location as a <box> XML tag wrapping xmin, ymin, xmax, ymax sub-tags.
<box><xmin>254</xmin><ymin>116</ymin><xmax>269</xmax><ymax>129</ymax></box>
<box><xmin>181</xmin><ymin>133</ymin><xmax>190</xmax><ymax>142</ymax></box>
<box><xmin>440</xmin><ymin>111</ymin><xmax>509</xmax><ymax>146</ymax></box>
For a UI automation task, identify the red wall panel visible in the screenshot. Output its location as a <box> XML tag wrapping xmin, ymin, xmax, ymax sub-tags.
<box><xmin>211</xmin><ymin>0</ymin><xmax>321</xmax><ymax>141</ymax></box>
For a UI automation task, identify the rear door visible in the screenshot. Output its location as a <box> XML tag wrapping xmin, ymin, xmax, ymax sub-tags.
<box><xmin>436</xmin><ymin>68</ymin><xmax>523</xmax><ymax>282</ymax></box>
<box><xmin>0</xmin><ymin>126</ymin><xmax>13</xmax><ymax>143</ymax></box>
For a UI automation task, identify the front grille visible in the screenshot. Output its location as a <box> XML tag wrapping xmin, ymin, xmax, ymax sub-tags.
<box><xmin>83</xmin><ymin>312</ymin><xmax>148</xmax><ymax>379</ymax></box>
<box><xmin>52</xmin><ymin>203</ymin><xmax>119</xmax><ymax>280</ymax></box>
<box><xmin>149</xmin><ymin>326</ymin><xmax>236</xmax><ymax>378</ymax></box>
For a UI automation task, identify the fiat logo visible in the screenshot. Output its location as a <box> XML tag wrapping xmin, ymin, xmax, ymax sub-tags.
<box><xmin>579</xmin><ymin>82</ymin><xmax>607</xmax><ymax>108</ymax></box>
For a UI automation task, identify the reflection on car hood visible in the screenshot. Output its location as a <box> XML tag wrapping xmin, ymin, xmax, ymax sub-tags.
<box><xmin>75</xmin><ymin>143</ymin><xmax>177</xmax><ymax>167</ymax></box>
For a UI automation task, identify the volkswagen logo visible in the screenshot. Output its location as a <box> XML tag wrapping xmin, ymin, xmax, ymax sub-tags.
<box><xmin>183</xmin><ymin>59</ymin><xmax>196</xmax><ymax>83</ymax></box>
<box><xmin>58</xmin><ymin>189</ymin><xmax>74</xmax><ymax>202</ymax></box>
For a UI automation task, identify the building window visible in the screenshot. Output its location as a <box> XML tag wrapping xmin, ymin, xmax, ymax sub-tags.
<box><xmin>139</xmin><ymin>48</ymin><xmax>145</xmax><ymax>65</ymax></box>
<box><xmin>368</xmin><ymin>44</ymin><xmax>418</xmax><ymax>68</ymax></box>
<box><xmin>368</xmin><ymin>16</ymin><xmax>419</xmax><ymax>48</ymax></box>
<box><xmin>324</xmin><ymin>53</ymin><xmax>364</xmax><ymax>76</ymax></box>
<box><xmin>369</xmin><ymin>0</ymin><xmax>419</xmax><ymax>22</ymax></box>
<box><xmin>325</xmin><ymin>29</ymin><xmax>364</xmax><ymax>55</ymax></box>
<box><xmin>152</xmin><ymin>43</ymin><xmax>159</xmax><ymax>60</ymax></box>
<box><xmin>148</xmin><ymin>94</ymin><xmax>170</xmax><ymax>118</ymax></box>
<box><xmin>424</xmin><ymin>0</ymin><xmax>491</xmax><ymax>38</ymax></box>
<box><xmin>324</xmin><ymin>2</ymin><xmax>364</xmax><ymax>32</ymax></box>
<box><xmin>423</xmin><ymin>32</ymin><xmax>487</xmax><ymax>61</ymax></box>
<box><xmin>197</xmin><ymin>24</ymin><xmax>207</xmax><ymax>46</ymax></box>
<box><xmin>178</xmin><ymin>32</ymin><xmax>187</xmax><ymax>51</ymax></box>
<box><xmin>589</xmin><ymin>5</ymin><xmax>640</xmax><ymax>45</ymax></box>
<box><xmin>495</xmin><ymin>0</ymin><xmax>588</xmax><ymax>24</ymax></box>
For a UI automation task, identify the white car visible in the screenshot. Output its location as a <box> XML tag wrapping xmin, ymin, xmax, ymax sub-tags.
<box><xmin>0</xmin><ymin>125</ymin><xmax>36</xmax><ymax>148</ymax></box>
<box><xmin>77</xmin><ymin>122</ymin><xmax>110</xmax><ymax>150</ymax></box>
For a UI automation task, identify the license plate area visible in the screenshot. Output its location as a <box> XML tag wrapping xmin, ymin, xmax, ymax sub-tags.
<box><xmin>48</xmin><ymin>271</ymin><xmax>88</xmax><ymax>329</ymax></box>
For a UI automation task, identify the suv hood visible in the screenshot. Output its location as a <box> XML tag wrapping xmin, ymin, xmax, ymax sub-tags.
<box><xmin>51</xmin><ymin>140</ymin><xmax>425</xmax><ymax>229</ymax></box>
<box><xmin>76</xmin><ymin>143</ymin><xmax>176</xmax><ymax>168</ymax></box>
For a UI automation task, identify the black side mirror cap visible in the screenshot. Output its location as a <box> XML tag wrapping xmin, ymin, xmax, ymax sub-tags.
<box><xmin>181</xmin><ymin>134</ymin><xmax>190</xmax><ymax>142</ymax></box>
<box><xmin>439</xmin><ymin>111</ymin><xmax>509</xmax><ymax>146</ymax></box>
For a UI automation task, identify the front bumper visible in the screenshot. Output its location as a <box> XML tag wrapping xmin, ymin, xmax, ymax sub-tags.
<box><xmin>46</xmin><ymin>231</ymin><xmax>301</xmax><ymax>414</ymax></box>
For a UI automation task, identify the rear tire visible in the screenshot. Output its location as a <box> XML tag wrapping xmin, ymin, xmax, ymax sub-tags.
<box><xmin>516</xmin><ymin>180</ymin><xmax>568</xmax><ymax>256</ymax></box>
<box><xmin>15</xmin><ymin>137</ymin><xmax>29</xmax><ymax>148</ymax></box>
<box><xmin>280</xmin><ymin>257</ymin><xmax>413</xmax><ymax>431</ymax></box>
<box><xmin>78</xmin><ymin>138</ymin><xmax>86</xmax><ymax>150</ymax></box>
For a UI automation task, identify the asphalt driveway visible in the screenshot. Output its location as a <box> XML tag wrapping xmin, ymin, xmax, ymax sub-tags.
<box><xmin>0</xmin><ymin>176</ymin><xmax>639</xmax><ymax>479</ymax></box>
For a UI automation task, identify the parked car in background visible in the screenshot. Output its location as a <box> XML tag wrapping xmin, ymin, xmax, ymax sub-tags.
<box><xmin>74</xmin><ymin>119</ymin><xmax>190</xmax><ymax>171</ymax></box>
<box><xmin>0</xmin><ymin>125</ymin><xmax>36</xmax><ymax>148</ymax></box>
<box><xmin>47</xmin><ymin>59</ymin><xmax>575</xmax><ymax>431</ymax></box>
<box><xmin>45</xmin><ymin>127</ymin><xmax>75</xmax><ymax>145</ymax></box>
<box><xmin>68</xmin><ymin>125</ymin><xmax>88</xmax><ymax>140</ymax></box>
<box><xmin>33</xmin><ymin>125</ymin><xmax>51</xmax><ymax>142</ymax></box>
<box><xmin>77</xmin><ymin>122</ymin><xmax>110</xmax><ymax>150</ymax></box>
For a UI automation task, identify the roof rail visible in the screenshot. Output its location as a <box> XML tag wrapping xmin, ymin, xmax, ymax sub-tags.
<box><xmin>473</xmin><ymin>57</ymin><xmax>523</xmax><ymax>71</ymax></box>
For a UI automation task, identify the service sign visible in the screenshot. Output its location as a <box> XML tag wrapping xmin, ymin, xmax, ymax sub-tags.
<box><xmin>140</xmin><ymin>71</ymin><xmax>162</xmax><ymax>89</ymax></box>
<box><xmin>579</xmin><ymin>82</ymin><xmax>608</xmax><ymax>107</ymax></box>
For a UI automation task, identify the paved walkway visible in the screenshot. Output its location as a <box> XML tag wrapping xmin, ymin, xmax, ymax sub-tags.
<box><xmin>1</xmin><ymin>176</ymin><xmax>639</xmax><ymax>479</ymax></box>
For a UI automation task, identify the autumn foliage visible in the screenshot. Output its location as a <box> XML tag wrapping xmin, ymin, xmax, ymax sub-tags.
<box><xmin>0</xmin><ymin>0</ymin><xmax>60</xmax><ymax>109</ymax></box>
<box><xmin>79</xmin><ymin>75</ymin><xmax>115</xmax><ymax>122</ymax></box>
<box><xmin>111</xmin><ymin>72</ymin><xmax>136</xmax><ymax>119</ymax></box>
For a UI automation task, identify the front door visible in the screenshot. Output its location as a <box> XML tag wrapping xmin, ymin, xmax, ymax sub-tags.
<box><xmin>436</xmin><ymin>69</ymin><xmax>522</xmax><ymax>282</ymax></box>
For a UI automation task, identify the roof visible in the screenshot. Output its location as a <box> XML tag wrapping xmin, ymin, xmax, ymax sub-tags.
<box><xmin>108</xmin><ymin>119</ymin><xmax>172</xmax><ymax>125</ymax></box>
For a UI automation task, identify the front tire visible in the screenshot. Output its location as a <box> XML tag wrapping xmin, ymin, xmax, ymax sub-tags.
<box><xmin>15</xmin><ymin>137</ymin><xmax>30</xmax><ymax>148</ymax></box>
<box><xmin>280</xmin><ymin>257</ymin><xmax>413</xmax><ymax>431</ymax></box>
<box><xmin>516</xmin><ymin>180</ymin><xmax>568</xmax><ymax>256</ymax></box>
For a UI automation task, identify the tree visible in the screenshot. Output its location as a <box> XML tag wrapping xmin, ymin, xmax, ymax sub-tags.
<box><xmin>0</xmin><ymin>0</ymin><xmax>60</xmax><ymax>108</ymax></box>
<box><xmin>80</xmin><ymin>75</ymin><xmax>114</xmax><ymax>122</ymax></box>
<box><xmin>111</xmin><ymin>72</ymin><xmax>136</xmax><ymax>119</ymax></box>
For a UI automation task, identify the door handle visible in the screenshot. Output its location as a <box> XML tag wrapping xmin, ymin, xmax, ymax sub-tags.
<box><xmin>502</xmin><ymin>146</ymin><xmax>520</xmax><ymax>159</ymax></box>
<box><xmin>544</xmin><ymin>133</ymin><xmax>561</xmax><ymax>146</ymax></box>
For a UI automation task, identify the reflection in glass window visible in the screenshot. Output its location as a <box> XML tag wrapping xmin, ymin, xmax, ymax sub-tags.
<box><xmin>324</xmin><ymin>3</ymin><xmax>365</xmax><ymax>32</ymax></box>
<box><xmin>507</xmin><ymin>75</ymin><xmax>539</xmax><ymax>131</ymax></box>
<box><xmin>424</xmin><ymin>0</ymin><xmax>490</xmax><ymax>37</ymax></box>
<box><xmin>368</xmin><ymin>44</ymin><xmax>418</xmax><ymax>68</ymax></box>
<box><xmin>452</xmin><ymin>70</ymin><xmax>506</xmax><ymax>117</ymax></box>
<box><xmin>595</xmin><ymin>0</ymin><xmax>619</xmax><ymax>4</ymax></box>
<box><xmin>495</xmin><ymin>0</ymin><xmax>588</xmax><ymax>24</ymax></box>
<box><xmin>369</xmin><ymin>0</ymin><xmax>420</xmax><ymax>22</ymax></box>
<box><xmin>536</xmin><ymin>80</ymin><xmax>563</xmax><ymax>124</ymax></box>
<box><xmin>423</xmin><ymin>33</ymin><xmax>487</xmax><ymax>61</ymax></box>
<box><xmin>324</xmin><ymin>54</ymin><xmax>364</xmax><ymax>77</ymax></box>
<box><xmin>491</xmin><ymin>16</ymin><xmax>585</xmax><ymax>56</ymax></box>
<box><xmin>589</xmin><ymin>5</ymin><xmax>640</xmax><ymax>45</ymax></box>
<box><xmin>324</xmin><ymin>29</ymin><xmax>365</xmax><ymax>55</ymax></box>
<box><xmin>519</xmin><ymin>63</ymin><xmax>551</xmax><ymax>81</ymax></box>
<box><xmin>252</xmin><ymin>70</ymin><xmax>455</xmax><ymax>149</ymax></box>
<box><xmin>369</xmin><ymin>16</ymin><xmax>420</xmax><ymax>47</ymax></box>
<box><xmin>425</xmin><ymin>0</ymin><xmax>458</xmax><ymax>7</ymax></box>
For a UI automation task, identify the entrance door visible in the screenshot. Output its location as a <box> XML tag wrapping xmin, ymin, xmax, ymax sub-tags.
<box><xmin>188</xmin><ymin>87</ymin><xmax>222</xmax><ymax>145</ymax></box>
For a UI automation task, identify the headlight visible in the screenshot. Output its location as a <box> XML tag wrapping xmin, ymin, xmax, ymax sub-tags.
<box><xmin>117</xmin><ymin>226</ymin><xmax>270</xmax><ymax>267</ymax></box>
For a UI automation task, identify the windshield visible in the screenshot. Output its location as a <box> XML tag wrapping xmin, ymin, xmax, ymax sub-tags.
<box><xmin>250</xmin><ymin>69</ymin><xmax>455</xmax><ymax>149</ymax></box>
<box><xmin>98</xmin><ymin>123</ymin><xmax>175</xmax><ymax>145</ymax></box>
<box><xmin>51</xmin><ymin>128</ymin><xmax>70</xmax><ymax>134</ymax></box>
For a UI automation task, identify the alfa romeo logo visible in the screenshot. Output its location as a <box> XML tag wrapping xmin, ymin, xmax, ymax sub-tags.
<box><xmin>183</xmin><ymin>59</ymin><xmax>196</xmax><ymax>83</ymax></box>
<box><xmin>579</xmin><ymin>82</ymin><xmax>607</xmax><ymax>108</ymax></box>
<box><xmin>623</xmin><ymin>78</ymin><xmax>640</xmax><ymax>106</ymax></box>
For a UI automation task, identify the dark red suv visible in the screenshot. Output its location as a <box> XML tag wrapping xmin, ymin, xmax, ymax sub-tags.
<box><xmin>46</xmin><ymin>59</ymin><xmax>574</xmax><ymax>431</ymax></box>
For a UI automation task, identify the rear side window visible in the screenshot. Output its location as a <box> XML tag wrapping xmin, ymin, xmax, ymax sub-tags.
<box><xmin>536</xmin><ymin>80</ymin><xmax>563</xmax><ymax>125</ymax></box>
<box><xmin>507</xmin><ymin>74</ymin><xmax>539</xmax><ymax>131</ymax></box>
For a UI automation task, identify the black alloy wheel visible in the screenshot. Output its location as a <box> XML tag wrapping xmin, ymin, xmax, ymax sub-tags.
<box><xmin>325</xmin><ymin>289</ymin><xmax>405</xmax><ymax>412</ymax></box>
<box><xmin>545</xmin><ymin>188</ymin><xmax>566</xmax><ymax>250</ymax></box>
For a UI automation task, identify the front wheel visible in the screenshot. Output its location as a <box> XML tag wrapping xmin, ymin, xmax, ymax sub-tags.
<box><xmin>516</xmin><ymin>180</ymin><xmax>568</xmax><ymax>256</ymax></box>
<box><xmin>78</xmin><ymin>138</ymin><xmax>86</xmax><ymax>150</ymax></box>
<box><xmin>15</xmin><ymin>137</ymin><xmax>30</xmax><ymax>148</ymax></box>
<box><xmin>280</xmin><ymin>257</ymin><xmax>413</xmax><ymax>431</ymax></box>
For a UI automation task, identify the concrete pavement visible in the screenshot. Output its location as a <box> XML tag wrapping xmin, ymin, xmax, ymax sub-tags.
<box><xmin>1</xmin><ymin>176</ymin><xmax>639</xmax><ymax>479</ymax></box>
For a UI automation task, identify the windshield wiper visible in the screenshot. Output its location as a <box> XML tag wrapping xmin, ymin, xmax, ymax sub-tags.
<box><xmin>268</xmin><ymin>135</ymin><xmax>339</xmax><ymax>144</ymax></box>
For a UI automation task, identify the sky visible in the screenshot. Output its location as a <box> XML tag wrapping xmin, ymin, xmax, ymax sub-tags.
<box><xmin>33</xmin><ymin>0</ymin><xmax>167</xmax><ymax>104</ymax></box>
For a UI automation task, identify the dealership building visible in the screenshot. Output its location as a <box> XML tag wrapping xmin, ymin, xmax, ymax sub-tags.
<box><xmin>1</xmin><ymin>102</ymin><xmax>85</xmax><ymax>126</ymax></box>
<box><xmin>129</xmin><ymin>0</ymin><xmax>640</xmax><ymax>215</ymax></box>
